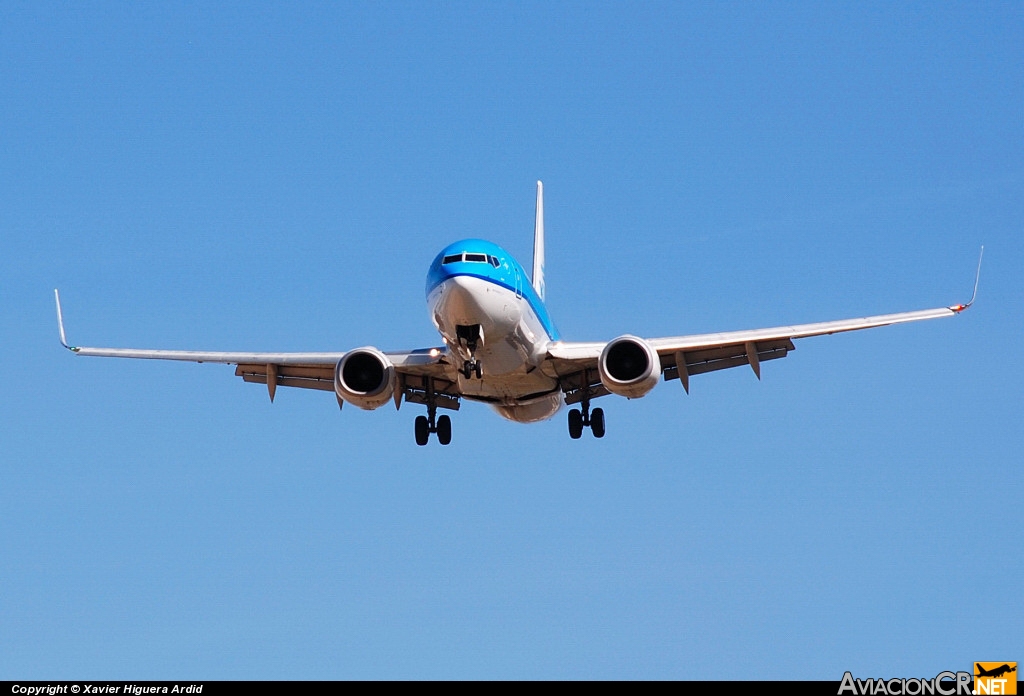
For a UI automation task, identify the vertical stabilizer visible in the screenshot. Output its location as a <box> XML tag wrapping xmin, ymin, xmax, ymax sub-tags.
<box><xmin>532</xmin><ymin>180</ymin><xmax>545</xmax><ymax>300</ymax></box>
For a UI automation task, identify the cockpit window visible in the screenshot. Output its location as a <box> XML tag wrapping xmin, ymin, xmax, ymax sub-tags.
<box><xmin>443</xmin><ymin>252</ymin><xmax>499</xmax><ymax>266</ymax></box>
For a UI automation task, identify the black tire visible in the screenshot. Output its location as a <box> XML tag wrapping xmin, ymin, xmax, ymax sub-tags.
<box><xmin>414</xmin><ymin>415</ymin><xmax>430</xmax><ymax>446</ymax></box>
<box><xmin>568</xmin><ymin>408</ymin><xmax>584</xmax><ymax>439</ymax></box>
<box><xmin>591</xmin><ymin>408</ymin><xmax>605</xmax><ymax>438</ymax></box>
<box><xmin>475</xmin><ymin>362</ymin><xmax>483</xmax><ymax>379</ymax></box>
<box><xmin>436</xmin><ymin>414</ymin><xmax>452</xmax><ymax>445</ymax></box>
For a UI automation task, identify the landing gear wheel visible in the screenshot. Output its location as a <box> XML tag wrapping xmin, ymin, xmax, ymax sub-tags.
<box><xmin>569</xmin><ymin>369</ymin><xmax>606</xmax><ymax>442</ymax></box>
<box><xmin>436</xmin><ymin>415</ymin><xmax>452</xmax><ymax>445</ymax></box>
<box><xmin>414</xmin><ymin>415</ymin><xmax>430</xmax><ymax>446</ymax></box>
<box><xmin>463</xmin><ymin>359</ymin><xmax>482</xmax><ymax>379</ymax></box>
<box><xmin>591</xmin><ymin>408</ymin><xmax>605</xmax><ymax>438</ymax></box>
<box><xmin>568</xmin><ymin>408</ymin><xmax>584</xmax><ymax>439</ymax></box>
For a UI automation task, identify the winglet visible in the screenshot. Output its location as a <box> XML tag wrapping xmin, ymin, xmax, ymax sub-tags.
<box><xmin>950</xmin><ymin>245</ymin><xmax>984</xmax><ymax>313</ymax></box>
<box><xmin>54</xmin><ymin>289</ymin><xmax>78</xmax><ymax>351</ymax></box>
<box><xmin>532</xmin><ymin>180</ymin><xmax>545</xmax><ymax>301</ymax></box>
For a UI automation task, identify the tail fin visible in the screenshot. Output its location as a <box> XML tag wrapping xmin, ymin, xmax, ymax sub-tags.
<box><xmin>532</xmin><ymin>180</ymin><xmax>545</xmax><ymax>300</ymax></box>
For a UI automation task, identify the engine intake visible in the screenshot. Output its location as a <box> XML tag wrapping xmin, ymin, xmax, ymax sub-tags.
<box><xmin>598</xmin><ymin>335</ymin><xmax>660</xmax><ymax>398</ymax></box>
<box><xmin>334</xmin><ymin>347</ymin><xmax>396</xmax><ymax>410</ymax></box>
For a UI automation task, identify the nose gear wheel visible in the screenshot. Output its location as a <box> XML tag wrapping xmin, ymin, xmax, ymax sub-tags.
<box><xmin>456</xmin><ymin>324</ymin><xmax>483</xmax><ymax>380</ymax></box>
<box><xmin>462</xmin><ymin>358</ymin><xmax>482</xmax><ymax>379</ymax></box>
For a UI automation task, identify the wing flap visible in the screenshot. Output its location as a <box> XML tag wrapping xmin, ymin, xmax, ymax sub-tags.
<box><xmin>236</xmin><ymin>364</ymin><xmax>336</xmax><ymax>392</ymax></box>
<box><xmin>233</xmin><ymin>356</ymin><xmax>456</xmax><ymax>397</ymax></box>
<box><xmin>663</xmin><ymin>339</ymin><xmax>794</xmax><ymax>381</ymax></box>
<box><xmin>399</xmin><ymin>373</ymin><xmax>461</xmax><ymax>411</ymax></box>
<box><xmin>559</xmin><ymin>368</ymin><xmax>610</xmax><ymax>405</ymax></box>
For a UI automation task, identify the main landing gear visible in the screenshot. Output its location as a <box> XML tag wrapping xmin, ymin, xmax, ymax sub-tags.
<box><xmin>415</xmin><ymin>413</ymin><xmax>451</xmax><ymax>446</ymax></box>
<box><xmin>567</xmin><ymin>390</ymin><xmax>605</xmax><ymax>440</ymax></box>
<box><xmin>415</xmin><ymin>385</ymin><xmax>451</xmax><ymax>446</ymax></box>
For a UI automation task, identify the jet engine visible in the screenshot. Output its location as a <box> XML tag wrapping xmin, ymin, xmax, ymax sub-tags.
<box><xmin>598</xmin><ymin>335</ymin><xmax>661</xmax><ymax>399</ymax></box>
<box><xmin>334</xmin><ymin>347</ymin><xmax>396</xmax><ymax>410</ymax></box>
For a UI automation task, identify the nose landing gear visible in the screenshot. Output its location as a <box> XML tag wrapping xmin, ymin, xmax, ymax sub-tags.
<box><xmin>456</xmin><ymin>324</ymin><xmax>484</xmax><ymax>379</ymax></box>
<box><xmin>462</xmin><ymin>359</ymin><xmax>483</xmax><ymax>379</ymax></box>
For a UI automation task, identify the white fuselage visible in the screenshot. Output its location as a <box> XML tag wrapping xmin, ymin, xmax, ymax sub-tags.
<box><xmin>427</xmin><ymin>274</ymin><xmax>563</xmax><ymax>422</ymax></box>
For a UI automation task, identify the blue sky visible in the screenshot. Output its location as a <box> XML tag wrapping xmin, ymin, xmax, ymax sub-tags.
<box><xmin>1</xmin><ymin>1</ymin><xmax>1021</xmax><ymax>679</ymax></box>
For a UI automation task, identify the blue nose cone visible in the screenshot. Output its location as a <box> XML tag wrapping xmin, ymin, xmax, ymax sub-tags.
<box><xmin>426</xmin><ymin>239</ymin><xmax>512</xmax><ymax>296</ymax></box>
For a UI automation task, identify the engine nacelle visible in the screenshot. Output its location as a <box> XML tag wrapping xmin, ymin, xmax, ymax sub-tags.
<box><xmin>334</xmin><ymin>347</ymin><xmax>396</xmax><ymax>410</ymax></box>
<box><xmin>598</xmin><ymin>335</ymin><xmax>661</xmax><ymax>399</ymax></box>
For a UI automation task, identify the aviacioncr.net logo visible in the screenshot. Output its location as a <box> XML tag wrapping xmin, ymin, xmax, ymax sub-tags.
<box><xmin>974</xmin><ymin>663</ymin><xmax>1017</xmax><ymax>695</ymax></box>
<box><xmin>838</xmin><ymin>671</ymin><xmax>973</xmax><ymax>696</ymax></box>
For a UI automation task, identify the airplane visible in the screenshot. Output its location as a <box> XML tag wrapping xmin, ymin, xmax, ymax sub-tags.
<box><xmin>975</xmin><ymin>664</ymin><xmax>1016</xmax><ymax>679</ymax></box>
<box><xmin>55</xmin><ymin>182</ymin><xmax>982</xmax><ymax>445</ymax></box>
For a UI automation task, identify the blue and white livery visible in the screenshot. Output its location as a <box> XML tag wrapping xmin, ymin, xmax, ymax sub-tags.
<box><xmin>55</xmin><ymin>183</ymin><xmax>981</xmax><ymax>445</ymax></box>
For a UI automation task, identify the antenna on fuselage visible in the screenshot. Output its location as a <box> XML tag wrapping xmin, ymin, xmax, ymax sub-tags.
<box><xmin>532</xmin><ymin>181</ymin><xmax>545</xmax><ymax>301</ymax></box>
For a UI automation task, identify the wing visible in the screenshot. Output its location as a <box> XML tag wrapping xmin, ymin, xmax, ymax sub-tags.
<box><xmin>545</xmin><ymin>248</ymin><xmax>982</xmax><ymax>399</ymax></box>
<box><xmin>546</xmin><ymin>303</ymin><xmax>971</xmax><ymax>400</ymax></box>
<box><xmin>54</xmin><ymin>290</ymin><xmax>455</xmax><ymax>405</ymax></box>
